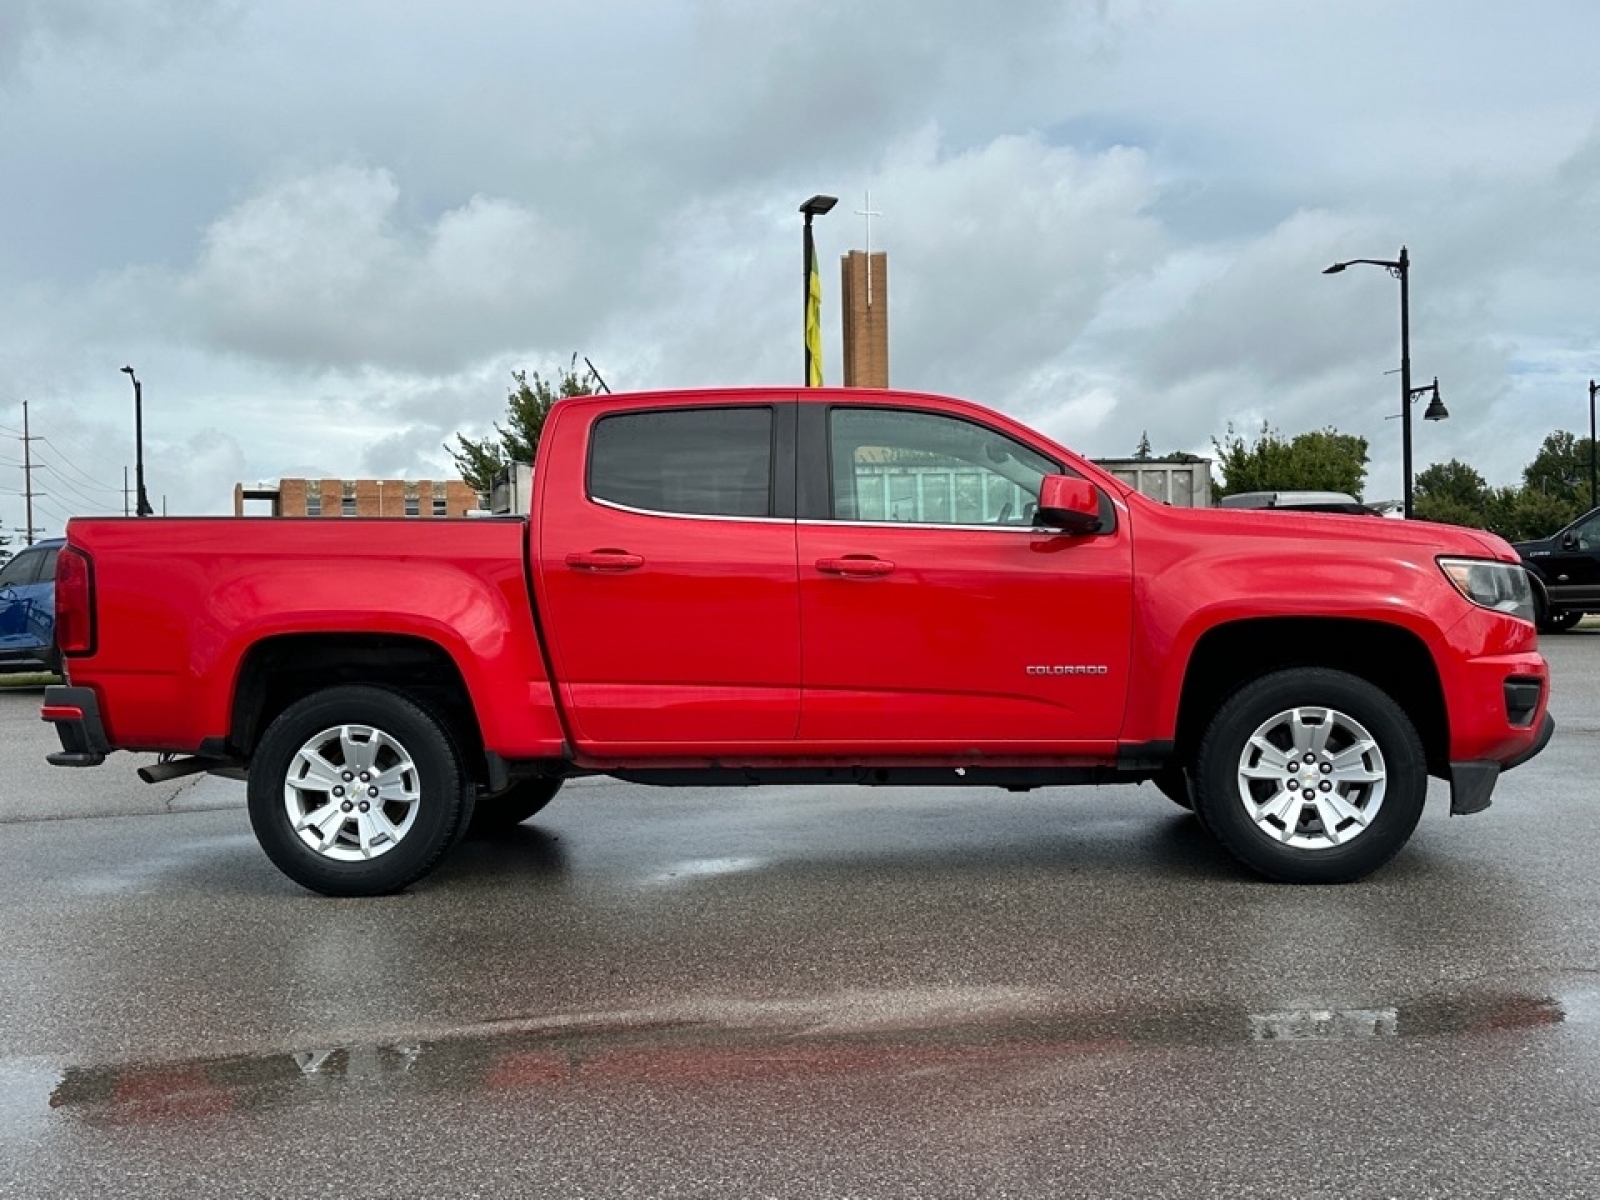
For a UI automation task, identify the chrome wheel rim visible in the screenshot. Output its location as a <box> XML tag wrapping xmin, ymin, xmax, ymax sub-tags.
<box><xmin>282</xmin><ymin>724</ymin><xmax>421</xmax><ymax>861</ymax></box>
<box><xmin>1235</xmin><ymin>706</ymin><xmax>1386</xmax><ymax>849</ymax></box>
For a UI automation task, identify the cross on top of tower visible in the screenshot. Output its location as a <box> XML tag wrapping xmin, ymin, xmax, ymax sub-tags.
<box><xmin>854</xmin><ymin>191</ymin><xmax>883</xmax><ymax>306</ymax></box>
<box><xmin>855</xmin><ymin>190</ymin><xmax>882</xmax><ymax>253</ymax></box>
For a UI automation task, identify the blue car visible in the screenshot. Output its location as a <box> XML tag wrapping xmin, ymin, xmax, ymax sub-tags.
<box><xmin>0</xmin><ymin>538</ymin><xmax>64</xmax><ymax>674</ymax></box>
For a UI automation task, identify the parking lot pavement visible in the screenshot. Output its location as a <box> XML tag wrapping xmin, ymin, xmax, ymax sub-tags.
<box><xmin>0</xmin><ymin>682</ymin><xmax>243</xmax><ymax>823</ymax></box>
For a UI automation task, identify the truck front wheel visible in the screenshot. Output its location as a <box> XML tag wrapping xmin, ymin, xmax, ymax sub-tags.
<box><xmin>247</xmin><ymin>685</ymin><xmax>469</xmax><ymax>896</ymax></box>
<box><xmin>1538</xmin><ymin>610</ymin><xmax>1583</xmax><ymax>634</ymax></box>
<box><xmin>1194</xmin><ymin>669</ymin><xmax>1426</xmax><ymax>883</ymax></box>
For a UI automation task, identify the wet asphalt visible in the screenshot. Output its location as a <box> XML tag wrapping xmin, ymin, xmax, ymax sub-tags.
<box><xmin>2</xmin><ymin>634</ymin><xmax>1599</xmax><ymax>1198</ymax></box>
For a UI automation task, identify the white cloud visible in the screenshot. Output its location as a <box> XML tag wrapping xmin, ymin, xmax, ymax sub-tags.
<box><xmin>0</xmin><ymin>0</ymin><xmax>242</xmax><ymax>82</ymax></box>
<box><xmin>178</xmin><ymin>167</ymin><xmax>578</xmax><ymax>373</ymax></box>
<box><xmin>863</xmin><ymin>128</ymin><xmax>1168</xmax><ymax>410</ymax></box>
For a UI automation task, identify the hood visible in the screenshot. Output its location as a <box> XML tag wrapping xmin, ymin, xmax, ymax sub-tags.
<box><xmin>1133</xmin><ymin>497</ymin><xmax>1519</xmax><ymax>562</ymax></box>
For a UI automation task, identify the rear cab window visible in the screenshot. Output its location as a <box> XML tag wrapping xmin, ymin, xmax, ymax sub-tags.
<box><xmin>589</xmin><ymin>407</ymin><xmax>775</xmax><ymax>518</ymax></box>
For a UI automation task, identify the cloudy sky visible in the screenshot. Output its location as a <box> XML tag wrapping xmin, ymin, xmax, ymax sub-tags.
<box><xmin>4</xmin><ymin>0</ymin><xmax>1600</xmax><ymax>538</ymax></box>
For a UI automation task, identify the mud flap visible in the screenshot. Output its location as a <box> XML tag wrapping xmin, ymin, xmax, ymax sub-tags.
<box><xmin>1449</xmin><ymin>762</ymin><xmax>1499</xmax><ymax>815</ymax></box>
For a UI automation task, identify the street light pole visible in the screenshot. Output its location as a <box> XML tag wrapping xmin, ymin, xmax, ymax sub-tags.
<box><xmin>1323</xmin><ymin>246</ymin><xmax>1443</xmax><ymax>519</ymax></box>
<box><xmin>119</xmin><ymin>366</ymin><xmax>154</xmax><ymax>517</ymax></box>
<box><xmin>1396</xmin><ymin>246</ymin><xmax>1413</xmax><ymax>520</ymax></box>
<box><xmin>1589</xmin><ymin>379</ymin><xmax>1597</xmax><ymax>513</ymax></box>
<box><xmin>800</xmin><ymin>195</ymin><xmax>837</xmax><ymax>386</ymax></box>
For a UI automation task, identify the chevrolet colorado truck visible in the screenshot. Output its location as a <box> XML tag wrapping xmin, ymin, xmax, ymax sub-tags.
<box><xmin>42</xmin><ymin>388</ymin><xmax>1553</xmax><ymax>895</ymax></box>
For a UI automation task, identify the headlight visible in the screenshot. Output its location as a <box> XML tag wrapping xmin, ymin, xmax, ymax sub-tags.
<box><xmin>1438</xmin><ymin>558</ymin><xmax>1534</xmax><ymax>623</ymax></box>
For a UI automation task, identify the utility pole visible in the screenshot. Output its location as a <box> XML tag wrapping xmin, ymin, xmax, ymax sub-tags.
<box><xmin>1589</xmin><ymin>379</ymin><xmax>1597</xmax><ymax>513</ymax></box>
<box><xmin>21</xmin><ymin>399</ymin><xmax>40</xmax><ymax>545</ymax></box>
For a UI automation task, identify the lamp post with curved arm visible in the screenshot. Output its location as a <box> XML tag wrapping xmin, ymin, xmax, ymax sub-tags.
<box><xmin>1323</xmin><ymin>246</ymin><xmax>1448</xmax><ymax>519</ymax></box>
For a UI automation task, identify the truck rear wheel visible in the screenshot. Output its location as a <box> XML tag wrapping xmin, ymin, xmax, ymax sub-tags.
<box><xmin>1151</xmin><ymin>765</ymin><xmax>1195</xmax><ymax>811</ymax></box>
<box><xmin>469</xmin><ymin>777</ymin><xmax>564</xmax><ymax>833</ymax></box>
<box><xmin>247</xmin><ymin>685</ymin><xmax>469</xmax><ymax>896</ymax></box>
<box><xmin>1194</xmin><ymin>669</ymin><xmax>1426</xmax><ymax>883</ymax></box>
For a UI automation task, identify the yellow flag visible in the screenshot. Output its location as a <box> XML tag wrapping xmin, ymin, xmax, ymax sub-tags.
<box><xmin>805</xmin><ymin>226</ymin><xmax>823</xmax><ymax>387</ymax></box>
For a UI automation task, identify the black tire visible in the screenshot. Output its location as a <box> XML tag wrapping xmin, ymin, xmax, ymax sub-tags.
<box><xmin>1539</xmin><ymin>610</ymin><xmax>1583</xmax><ymax>634</ymax></box>
<box><xmin>1193</xmin><ymin>669</ymin><xmax>1426</xmax><ymax>884</ymax></box>
<box><xmin>247</xmin><ymin>685</ymin><xmax>469</xmax><ymax>896</ymax></box>
<box><xmin>469</xmin><ymin>777</ymin><xmax>564</xmax><ymax>833</ymax></box>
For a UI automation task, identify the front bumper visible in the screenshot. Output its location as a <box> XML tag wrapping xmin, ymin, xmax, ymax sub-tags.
<box><xmin>41</xmin><ymin>684</ymin><xmax>110</xmax><ymax>766</ymax></box>
<box><xmin>1449</xmin><ymin>710</ymin><xmax>1556</xmax><ymax>815</ymax></box>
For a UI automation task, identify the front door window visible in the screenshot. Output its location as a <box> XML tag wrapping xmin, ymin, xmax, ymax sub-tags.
<box><xmin>829</xmin><ymin>408</ymin><xmax>1057</xmax><ymax>527</ymax></box>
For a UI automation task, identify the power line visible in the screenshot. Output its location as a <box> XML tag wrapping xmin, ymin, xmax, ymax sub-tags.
<box><xmin>33</xmin><ymin>496</ymin><xmax>74</xmax><ymax>524</ymax></box>
<box><xmin>38</xmin><ymin>437</ymin><xmax>126</xmax><ymax>492</ymax></box>
<box><xmin>35</xmin><ymin>465</ymin><xmax>119</xmax><ymax>512</ymax></box>
<box><xmin>37</xmin><ymin>458</ymin><xmax>123</xmax><ymax>498</ymax></box>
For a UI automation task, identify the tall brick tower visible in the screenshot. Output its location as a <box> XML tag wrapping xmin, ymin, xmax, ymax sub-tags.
<box><xmin>840</xmin><ymin>250</ymin><xmax>889</xmax><ymax>388</ymax></box>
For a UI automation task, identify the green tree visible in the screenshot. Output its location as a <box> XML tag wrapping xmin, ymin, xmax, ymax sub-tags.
<box><xmin>1130</xmin><ymin>431</ymin><xmax>1204</xmax><ymax>464</ymax></box>
<box><xmin>1410</xmin><ymin>445</ymin><xmax>1589</xmax><ymax>542</ymax></box>
<box><xmin>1212</xmin><ymin>422</ymin><xmax>1369</xmax><ymax>498</ymax></box>
<box><xmin>1521</xmin><ymin>430</ymin><xmax>1595</xmax><ymax>510</ymax></box>
<box><xmin>448</xmin><ymin>357</ymin><xmax>595</xmax><ymax>495</ymax></box>
<box><xmin>1413</xmin><ymin>459</ymin><xmax>1493</xmax><ymax>528</ymax></box>
<box><xmin>1485</xmin><ymin>484</ymin><xmax>1579</xmax><ymax>544</ymax></box>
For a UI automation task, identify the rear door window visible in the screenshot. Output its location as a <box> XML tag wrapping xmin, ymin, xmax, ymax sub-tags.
<box><xmin>590</xmin><ymin>407</ymin><xmax>774</xmax><ymax>518</ymax></box>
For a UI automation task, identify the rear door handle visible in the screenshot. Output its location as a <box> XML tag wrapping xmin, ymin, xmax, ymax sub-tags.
<box><xmin>566</xmin><ymin>551</ymin><xmax>644</xmax><ymax>572</ymax></box>
<box><xmin>815</xmin><ymin>556</ymin><xmax>895</xmax><ymax>578</ymax></box>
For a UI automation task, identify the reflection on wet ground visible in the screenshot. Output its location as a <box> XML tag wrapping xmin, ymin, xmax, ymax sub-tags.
<box><xmin>46</xmin><ymin>982</ymin><xmax>1585</xmax><ymax>1125</ymax></box>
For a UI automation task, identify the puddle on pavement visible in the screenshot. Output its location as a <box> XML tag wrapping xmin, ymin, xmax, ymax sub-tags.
<box><xmin>41</xmin><ymin>982</ymin><xmax>1591</xmax><ymax>1125</ymax></box>
<box><xmin>644</xmin><ymin>856</ymin><xmax>769</xmax><ymax>886</ymax></box>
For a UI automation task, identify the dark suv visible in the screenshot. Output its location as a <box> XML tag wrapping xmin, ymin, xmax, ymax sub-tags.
<box><xmin>0</xmin><ymin>538</ymin><xmax>63</xmax><ymax>673</ymax></box>
<box><xmin>1513</xmin><ymin>508</ymin><xmax>1600</xmax><ymax>633</ymax></box>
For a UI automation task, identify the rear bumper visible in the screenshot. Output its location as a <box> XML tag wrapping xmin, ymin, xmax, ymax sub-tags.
<box><xmin>41</xmin><ymin>684</ymin><xmax>110</xmax><ymax>766</ymax></box>
<box><xmin>1449</xmin><ymin>711</ymin><xmax>1556</xmax><ymax>815</ymax></box>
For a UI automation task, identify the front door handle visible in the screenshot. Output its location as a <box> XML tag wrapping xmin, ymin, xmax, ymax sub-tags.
<box><xmin>566</xmin><ymin>551</ymin><xmax>644</xmax><ymax>572</ymax></box>
<box><xmin>815</xmin><ymin>555</ymin><xmax>895</xmax><ymax>578</ymax></box>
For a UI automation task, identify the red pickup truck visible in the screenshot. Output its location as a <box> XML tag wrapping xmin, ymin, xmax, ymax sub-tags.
<box><xmin>43</xmin><ymin>387</ymin><xmax>1552</xmax><ymax>895</ymax></box>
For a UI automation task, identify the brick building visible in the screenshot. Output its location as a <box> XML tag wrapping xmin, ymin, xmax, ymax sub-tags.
<box><xmin>840</xmin><ymin>249</ymin><xmax>889</xmax><ymax>388</ymax></box>
<box><xmin>233</xmin><ymin>478</ymin><xmax>481</xmax><ymax>518</ymax></box>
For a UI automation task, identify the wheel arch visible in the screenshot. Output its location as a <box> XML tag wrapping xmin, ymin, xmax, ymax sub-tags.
<box><xmin>227</xmin><ymin>633</ymin><xmax>491</xmax><ymax>787</ymax></box>
<box><xmin>1173</xmin><ymin>617</ymin><xmax>1448</xmax><ymax>777</ymax></box>
<box><xmin>1525</xmin><ymin>568</ymin><xmax>1552</xmax><ymax>613</ymax></box>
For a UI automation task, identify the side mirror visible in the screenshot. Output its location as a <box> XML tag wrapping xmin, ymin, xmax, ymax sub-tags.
<box><xmin>1562</xmin><ymin>534</ymin><xmax>1579</xmax><ymax>551</ymax></box>
<box><xmin>1036</xmin><ymin>475</ymin><xmax>1102</xmax><ymax>534</ymax></box>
